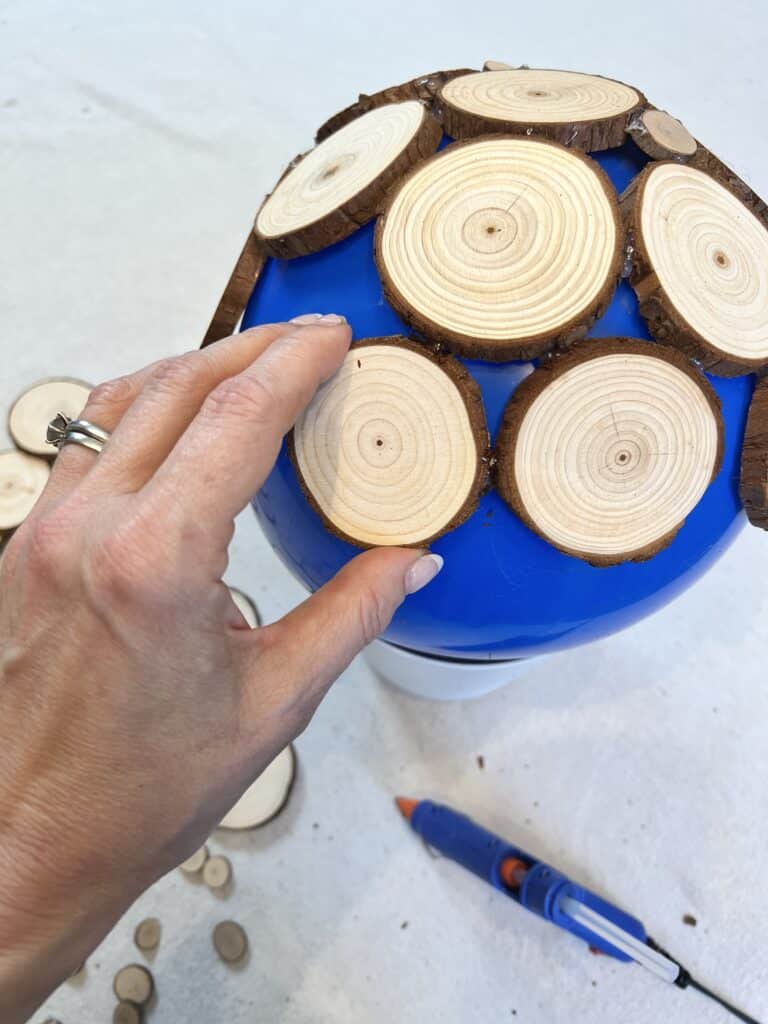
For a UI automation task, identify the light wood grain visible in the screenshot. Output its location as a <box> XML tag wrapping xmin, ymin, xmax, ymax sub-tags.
<box><xmin>0</xmin><ymin>449</ymin><xmax>50</xmax><ymax>530</ymax></box>
<box><xmin>218</xmin><ymin>745</ymin><xmax>295</xmax><ymax>830</ymax></box>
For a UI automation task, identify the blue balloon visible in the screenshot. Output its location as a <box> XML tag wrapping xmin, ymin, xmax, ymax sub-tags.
<box><xmin>246</xmin><ymin>137</ymin><xmax>753</xmax><ymax>661</ymax></box>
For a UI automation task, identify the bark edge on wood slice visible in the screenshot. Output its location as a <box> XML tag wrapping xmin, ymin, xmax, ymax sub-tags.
<box><xmin>494</xmin><ymin>338</ymin><xmax>724</xmax><ymax>566</ymax></box>
<box><xmin>740</xmin><ymin>375</ymin><xmax>768</xmax><ymax>528</ymax></box>
<box><xmin>255</xmin><ymin>102</ymin><xmax>441</xmax><ymax>259</ymax></box>
<box><xmin>0</xmin><ymin>449</ymin><xmax>51</xmax><ymax>531</ymax></box>
<box><xmin>627</xmin><ymin>107</ymin><xmax>697</xmax><ymax>161</ymax></box>
<box><xmin>201</xmin><ymin>231</ymin><xmax>266</xmax><ymax>348</ymax></box>
<box><xmin>375</xmin><ymin>136</ymin><xmax>623</xmax><ymax>360</ymax></box>
<box><xmin>217</xmin><ymin>744</ymin><xmax>296</xmax><ymax>830</ymax></box>
<box><xmin>8</xmin><ymin>378</ymin><xmax>92</xmax><ymax>456</ymax></box>
<box><xmin>622</xmin><ymin>160</ymin><xmax>768</xmax><ymax>375</ymax></box>
<box><xmin>315</xmin><ymin>67</ymin><xmax>475</xmax><ymax>142</ymax></box>
<box><xmin>112</xmin><ymin>964</ymin><xmax>154</xmax><ymax>1006</ymax></box>
<box><xmin>289</xmin><ymin>337</ymin><xmax>489</xmax><ymax>547</ymax></box>
<box><xmin>438</xmin><ymin>68</ymin><xmax>645</xmax><ymax>150</ymax></box>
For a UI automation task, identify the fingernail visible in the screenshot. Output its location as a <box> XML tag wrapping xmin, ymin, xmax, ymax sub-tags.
<box><xmin>318</xmin><ymin>313</ymin><xmax>347</xmax><ymax>325</ymax></box>
<box><xmin>290</xmin><ymin>313</ymin><xmax>323</xmax><ymax>323</ymax></box>
<box><xmin>289</xmin><ymin>313</ymin><xmax>347</xmax><ymax>325</ymax></box>
<box><xmin>404</xmin><ymin>553</ymin><xmax>444</xmax><ymax>595</ymax></box>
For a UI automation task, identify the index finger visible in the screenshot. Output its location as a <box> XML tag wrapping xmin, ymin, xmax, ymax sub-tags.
<box><xmin>144</xmin><ymin>315</ymin><xmax>352</xmax><ymax>527</ymax></box>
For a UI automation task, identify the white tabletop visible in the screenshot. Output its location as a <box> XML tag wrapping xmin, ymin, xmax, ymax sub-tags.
<box><xmin>3</xmin><ymin>2</ymin><xmax>767</xmax><ymax>1021</ymax></box>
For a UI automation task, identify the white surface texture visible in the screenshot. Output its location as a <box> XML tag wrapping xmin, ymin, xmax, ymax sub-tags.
<box><xmin>2</xmin><ymin>2</ymin><xmax>767</xmax><ymax>1022</ymax></box>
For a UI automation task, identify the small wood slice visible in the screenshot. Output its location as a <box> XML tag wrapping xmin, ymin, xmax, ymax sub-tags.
<box><xmin>179</xmin><ymin>844</ymin><xmax>209</xmax><ymax>874</ymax></box>
<box><xmin>113</xmin><ymin>1002</ymin><xmax>143</xmax><ymax>1024</ymax></box>
<box><xmin>438</xmin><ymin>69</ymin><xmax>644</xmax><ymax>150</ymax></box>
<box><xmin>203</xmin><ymin>854</ymin><xmax>232</xmax><ymax>890</ymax></box>
<box><xmin>134</xmin><ymin>917</ymin><xmax>162</xmax><ymax>953</ymax></box>
<box><xmin>627</xmin><ymin>108</ymin><xmax>697</xmax><ymax>161</ymax></box>
<box><xmin>255</xmin><ymin>102</ymin><xmax>441</xmax><ymax>259</ymax></box>
<box><xmin>315</xmin><ymin>68</ymin><xmax>474</xmax><ymax>141</ymax></box>
<box><xmin>227</xmin><ymin>585</ymin><xmax>261</xmax><ymax>628</ymax></box>
<box><xmin>483</xmin><ymin>60</ymin><xmax>515</xmax><ymax>71</ymax></box>
<box><xmin>740</xmin><ymin>375</ymin><xmax>768</xmax><ymax>528</ymax></box>
<box><xmin>201</xmin><ymin>231</ymin><xmax>266</xmax><ymax>348</ymax></box>
<box><xmin>375</xmin><ymin>137</ymin><xmax>622</xmax><ymax>360</ymax></box>
<box><xmin>113</xmin><ymin>964</ymin><xmax>154</xmax><ymax>1006</ymax></box>
<box><xmin>494</xmin><ymin>339</ymin><xmax>724</xmax><ymax>566</ymax></box>
<box><xmin>213</xmin><ymin>920</ymin><xmax>248</xmax><ymax>964</ymax></box>
<box><xmin>8</xmin><ymin>378</ymin><xmax>92</xmax><ymax>455</ymax></box>
<box><xmin>0</xmin><ymin>449</ymin><xmax>50</xmax><ymax>530</ymax></box>
<box><xmin>290</xmin><ymin>337</ymin><xmax>489</xmax><ymax>547</ymax></box>
<box><xmin>218</xmin><ymin>745</ymin><xmax>296</xmax><ymax>830</ymax></box>
<box><xmin>624</xmin><ymin>161</ymin><xmax>768</xmax><ymax>375</ymax></box>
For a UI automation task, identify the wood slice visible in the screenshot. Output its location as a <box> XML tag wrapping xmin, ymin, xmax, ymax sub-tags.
<box><xmin>218</xmin><ymin>745</ymin><xmax>296</xmax><ymax>830</ymax></box>
<box><xmin>494</xmin><ymin>339</ymin><xmax>724</xmax><ymax>566</ymax></box>
<box><xmin>134</xmin><ymin>917</ymin><xmax>162</xmax><ymax>953</ymax></box>
<box><xmin>113</xmin><ymin>1002</ymin><xmax>142</xmax><ymax>1024</ymax></box>
<box><xmin>0</xmin><ymin>450</ymin><xmax>50</xmax><ymax>530</ymax></box>
<box><xmin>483</xmin><ymin>60</ymin><xmax>515</xmax><ymax>71</ymax></box>
<box><xmin>113</xmin><ymin>964</ymin><xmax>153</xmax><ymax>1005</ymax></box>
<box><xmin>213</xmin><ymin>920</ymin><xmax>248</xmax><ymax>964</ymax></box>
<box><xmin>203</xmin><ymin>854</ymin><xmax>232</xmax><ymax>890</ymax></box>
<box><xmin>201</xmin><ymin>231</ymin><xmax>266</xmax><ymax>348</ymax></box>
<box><xmin>438</xmin><ymin>69</ymin><xmax>644</xmax><ymax>150</ymax></box>
<box><xmin>179</xmin><ymin>844</ymin><xmax>209</xmax><ymax>874</ymax></box>
<box><xmin>624</xmin><ymin>161</ymin><xmax>768</xmax><ymax>375</ymax></box>
<box><xmin>740</xmin><ymin>375</ymin><xmax>768</xmax><ymax>528</ymax></box>
<box><xmin>375</xmin><ymin>137</ymin><xmax>622</xmax><ymax>360</ymax></box>
<box><xmin>289</xmin><ymin>336</ymin><xmax>489</xmax><ymax>547</ymax></box>
<box><xmin>255</xmin><ymin>102</ymin><xmax>441</xmax><ymax>259</ymax></box>
<box><xmin>8</xmin><ymin>378</ymin><xmax>91</xmax><ymax>456</ymax></box>
<box><xmin>315</xmin><ymin>68</ymin><xmax>475</xmax><ymax>142</ymax></box>
<box><xmin>627</xmin><ymin>108</ymin><xmax>697</xmax><ymax>161</ymax></box>
<box><xmin>227</xmin><ymin>585</ymin><xmax>261</xmax><ymax>628</ymax></box>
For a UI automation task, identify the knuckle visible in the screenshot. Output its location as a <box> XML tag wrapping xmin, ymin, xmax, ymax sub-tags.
<box><xmin>15</xmin><ymin>508</ymin><xmax>81</xmax><ymax>584</ymax></box>
<box><xmin>203</xmin><ymin>373</ymin><xmax>277</xmax><ymax>426</ymax></box>
<box><xmin>85</xmin><ymin>374</ymin><xmax>133</xmax><ymax>412</ymax></box>
<box><xmin>146</xmin><ymin>355</ymin><xmax>201</xmax><ymax>396</ymax></box>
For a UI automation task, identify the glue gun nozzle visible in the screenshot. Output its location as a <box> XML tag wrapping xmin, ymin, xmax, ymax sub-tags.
<box><xmin>395</xmin><ymin>797</ymin><xmax>419</xmax><ymax>821</ymax></box>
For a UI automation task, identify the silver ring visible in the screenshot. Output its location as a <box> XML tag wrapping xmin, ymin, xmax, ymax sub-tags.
<box><xmin>47</xmin><ymin>413</ymin><xmax>111</xmax><ymax>454</ymax></box>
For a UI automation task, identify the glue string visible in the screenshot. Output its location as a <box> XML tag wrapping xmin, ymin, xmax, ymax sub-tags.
<box><xmin>646</xmin><ymin>936</ymin><xmax>762</xmax><ymax>1024</ymax></box>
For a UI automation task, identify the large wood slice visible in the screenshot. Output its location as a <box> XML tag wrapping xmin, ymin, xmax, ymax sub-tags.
<box><xmin>623</xmin><ymin>161</ymin><xmax>768</xmax><ymax>376</ymax></box>
<box><xmin>201</xmin><ymin>231</ymin><xmax>266</xmax><ymax>348</ymax></box>
<box><xmin>740</xmin><ymin>375</ymin><xmax>768</xmax><ymax>528</ymax></box>
<box><xmin>627</xmin><ymin>108</ymin><xmax>697</xmax><ymax>161</ymax></box>
<box><xmin>438</xmin><ymin>69</ymin><xmax>644</xmax><ymax>150</ymax></box>
<box><xmin>289</xmin><ymin>337</ymin><xmax>488</xmax><ymax>547</ymax></box>
<box><xmin>315</xmin><ymin>68</ymin><xmax>474</xmax><ymax>142</ymax></box>
<box><xmin>256</xmin><ymin>102</ymin><xmax>441</xmax><ymax>259</ymax></box>
<box><xmin>495</xmin><ymin>339</ymin><xmax>724</xmax><ymax>566</ymax></box>
<box><xmin>375</xmin><ymin>136</ymin><xmax>622</xmax><ymax>361</ymax></box>
<box><xmin>0</xmin><ymin>449</ymin><xmax>50</xmax><ymax>530</ymax></box>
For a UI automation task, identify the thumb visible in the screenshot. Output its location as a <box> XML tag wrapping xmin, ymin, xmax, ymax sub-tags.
<box><xmin>257</xmin><ymin>547</ymin><xmax>443</xmax><ymax>709</ymax></box>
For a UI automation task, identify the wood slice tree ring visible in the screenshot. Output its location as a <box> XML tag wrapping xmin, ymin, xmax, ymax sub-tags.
<box><xmin>314</xmin><ymin>68</ymin><xmax>474</xmax><ymax>142</ymax></box>
<box><xmin>439</xmin><ymin>69</ymin><xmax>644</xmax><ymax>150</ymax></box>
<box><xmin>0</xmin><ymin>449</ymin><xmax>50</xmax><ymax>530</ymax></box>
<box><xmin>627</xmin><ymin>108</ymin><xmax>697</xmax><ymax>161</ymax></box>
<box><xmin>9</xmin><ymin>378</ymin><xmax>91</xmax><ymax>456</ymax></box>
<box><xmin>624</xmin><ymin>161</ymin><xmax>768</xmax><ymax>375</ymax></box>
<box><xmin>290</xmin><ymin>337</ymin><xmax>488</xmax><ymax>547</ymax></box>
<box><xmin>255</xmin><ymin>102</ymin><xmax>441</xmax><ymax>259</ymax></box>
<box><xmin>218</xmin><ymin>744</ymin><xmax>296</xmax><ymax>830</ymax></box>
<box><xmin>495</xmin><ymin>339</ymin><xmax>724</xmax><ymax>566</ymax></box>
<box><xmin>740</xmin><ymin>375</ymin><xmax>768</xmax><ymax>528</ymax></box>
<box><xmin>375</xmin><ymin>137</ymin><xmax>622</xmax><ymax>360</ymax></box>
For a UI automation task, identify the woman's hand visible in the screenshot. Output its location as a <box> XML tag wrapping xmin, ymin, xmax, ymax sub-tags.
<box><xmin>0</xmin><ymin>316</ymin><xmax>442</xmax><ymax>1022</ymax></box>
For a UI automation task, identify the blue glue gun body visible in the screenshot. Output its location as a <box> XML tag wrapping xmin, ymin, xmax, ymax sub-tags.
<box><xmin>410</xmin><ymin>801</ymin><xmax>646</xmax><ymax>961</ymax></box>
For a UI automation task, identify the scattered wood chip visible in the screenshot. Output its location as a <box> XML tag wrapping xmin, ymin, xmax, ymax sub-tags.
<box><xmin>179</xmin><ymin>844</ymin><xmax>209</xmax><ymax>874</ymax></box>
<box><xmin>203</xmin><ymin>854</ymin><xmax>232</xmax><ymax>890</ymax></box>
<box><xmin>683</xmin><ymin>913</ymin><xmax>698</xmax><ymax>927</ymax></box>
<box><xmin>134</xmin><ymin>917</ymin><xmax>162</xmax><ymax>952</ymax></box>
<box><xmin>213</xmin><ymin>920</ymin><xmax>248</xmax><ymax>964</ymax></box>
<box><xmin>113</xmin><ymin>963</ymin><xmax>154</xmax><ymax>1005</ymax></box>
<box><xmin>476</xmin><ymin>755</ymin><xmax>485</xmax><ymax>770</ymax></box>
